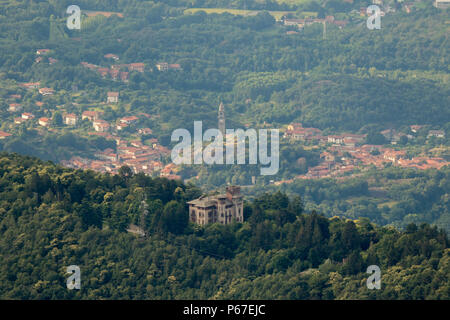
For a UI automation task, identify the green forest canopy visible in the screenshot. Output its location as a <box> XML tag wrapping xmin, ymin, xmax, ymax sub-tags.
<box><xmin>0</xmin><ymin>152</ymin><xmax>448</xmax><ymax>299</ymax></box>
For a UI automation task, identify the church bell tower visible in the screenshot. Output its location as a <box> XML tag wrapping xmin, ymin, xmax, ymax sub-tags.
<box><xmin>218</xmin><ymin>102</ymin><xmax>225</xmax><ymax>136</ymax></box>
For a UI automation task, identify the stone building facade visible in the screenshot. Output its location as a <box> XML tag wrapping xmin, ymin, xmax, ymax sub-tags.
<box><xmin>187</xmin><ymin>186</ymin><xmax>244</xmax><ymax>226</ymax></box>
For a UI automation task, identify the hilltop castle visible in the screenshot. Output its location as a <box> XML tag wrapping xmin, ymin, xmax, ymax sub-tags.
<box><xmin>187</xmin><ymin>186</ymin><xmax>244</xmax><ymax>226</ymax></box>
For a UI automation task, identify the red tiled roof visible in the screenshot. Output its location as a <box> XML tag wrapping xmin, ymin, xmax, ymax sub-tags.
<box><xmin>0</xmin><ymin>131</ymin><xmax>12</xmax><ymax>138</ymax></box>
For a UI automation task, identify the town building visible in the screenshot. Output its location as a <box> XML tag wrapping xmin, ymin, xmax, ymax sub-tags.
<box><xmin>36</xmin><ymin>49</ymin><xmax>50</xmax><ymax>55</ymax></box>
<box><xmin>64</xmin><ymin>114</ymin><xmax>78</xmax><ymax>126</ymax></box>
<box><xmin>38</xmin><ymin>117</ymin><xmax>50</xmax><ymax>127</ymax></box>
<box><xmin>120</xmin><ymin>116</ymin><xmax>139</xmax><ymax>125</ymax></box>
<box><xmin>434</xmin><ymin>0</ymin><xmax>450</xmax><ymax>9</ymax></box>
<box><xmin>410</xmin><ymin>125</ymin><xmax>423</xmax><ymax>133</ymax></box>
<box><xmin>9</xmin><ymin>94</ymin><xmax>22</xmax><ymax>100</ymax></box>
<box><xmin>138</xmin><ymin>128</ymin><xmax>153</xmax><ymax>135</ymax></box>
<box><xmin>39</xmin><ymin>88</ymin><xmax>54</xmax><ymax>96</ymax></box>
<box><xmin>156</xmin><ymin>62</ymin><xmax>169</xmax><ymax>72</ymax></box>
<box><xmin>0</xmin><ymin>131</ymin><xmax>12</xmax><ymax>139</ymax></box>
<box><xmin>104</xmin><ymin>53</ymin><xmax>119</xmax><ymax>61</ymax></box>
<box><xmin>120</xmin><ymin>72</ymin><xmax>129</xmax><ymax>82</ymax></box>
<box><xmin>8</xmin><ymin>103</ymin><xmax>22</xmax><ymax>112</ymax></box>
<box><xmin>14</xmin><ymin>117</ymin><xmax>25</xmax><ymax>124</ymax></box>
<box><xmin>82</xmin><ymin>111</ymin><xmax>100</xmax><ymax>122</ymax></box>
<box><xmin>93</xmin><ymin>120</ymin><xmax>110</xmax><ymax>132</ymax></box>
<box><xmin>328</xmin><ymin>135</ymin><xmax>345</xmax><ymax>144</ymax></box>
<box><xmin>169</xmin><ymin>64</ymin><xmax>182</xmax><ymax>70</ymax></box>
<box><xmin>116</xmin><ymin>123</ymin><xmax>129</xmax><ymax>131</ymax></box>
<box><xmin>428</xmin><ymin>130</ymin><xmax>445</xmax><ymax>138</ymax></box>
<box><xmin>128</xmin><ymin>63</ymin><xmax>145</xmax><ymax>73</ymax></box>
<box><xmin>383</xmin><ymin>150</ymin><xmax>406</xmax><ymax>164</ymax></box>
<box><xmin>187</xmin><ymin>186</ymin><xmax>244</xmax><ymax>226</ymax></box>
<box><xmin>107</xmin><ymin>91</ymin><xmax>119</xmax><ymax>103</ymax></box>
<box><xmin>98</xmin><ymin>68</ymin><xmax>110</xmax><ymax>77</ymax></box>
<box><xmin>21</xmin><ymin>112</ymin><xmax>35</xmax><ymax>120</ymax></box>
<box><xmin>20</xmin><ymin>82</ymin><xmax>40</xmax><ymax>90</ymax></box>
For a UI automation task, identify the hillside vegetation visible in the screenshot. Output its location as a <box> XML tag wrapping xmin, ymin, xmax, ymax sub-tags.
<box><xmin>0</xmin><ymin>153</ymin><xmax>448</xmax><ymax>299</ymax></box>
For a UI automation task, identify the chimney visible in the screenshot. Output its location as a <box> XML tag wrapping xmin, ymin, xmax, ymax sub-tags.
<box><xmin>226</xmin><ymin>186</ymin><xmax>240</xmax><ymax>201</ymax></box>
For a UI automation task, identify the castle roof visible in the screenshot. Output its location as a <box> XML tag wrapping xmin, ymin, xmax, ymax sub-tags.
<box><xmin>187</xmin><ymin>194</ymin><xmax>233</xmax><ymax>207</ymax></box>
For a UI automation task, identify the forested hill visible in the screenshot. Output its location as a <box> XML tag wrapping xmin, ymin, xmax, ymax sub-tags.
<box><xmin>0</xmin><ymin>152</ymin><xmax>448</xmax><ymax>299</ymax></box>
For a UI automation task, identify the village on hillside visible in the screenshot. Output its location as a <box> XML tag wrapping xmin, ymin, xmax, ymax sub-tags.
<box><xmin>0</xmin><ymin>48</ymin><xmax>184</xmax><ymax>180</ymax></box>
<box><xmin>1</xmin><ymin>85</ymin><xmax>179</xmax><ymax>178</ymax></box>
<box><xmin>276</xmin><ymin>122</ymin><xmax>448</xmax><ymax>185</ymax></box>
<box><xmin>0</xmin><ymin>39</ymin><xmax>448</xmax><ymax>185</ymax></box>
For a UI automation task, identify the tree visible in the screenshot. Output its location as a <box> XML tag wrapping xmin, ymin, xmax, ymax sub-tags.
<box><xmin>366</xmin><ymin>132</ymin><xmax>388</xmax><ymax>145</ymax></box>
<box><xmin>342</xmin><ymin>221</ymin><xmax>361</xmax><ymax>252</ymax></box>
<box><xmin>119</xmin><ymin>166</ymin><xmax>133</xmax><ymax>180</ymax></box>
<box><xmin>161</xmin><ymin>200</ymin><xmax>188</xmax><ymax>235</ymax></box>
<box><xmin>77</xmin><ymin>199</ymin><xmax>102</xmax><ymax>229</ymax></box>
<box><xmin>288</xmin><ymin>196</ymin><xmax>304</xmax><ymax>216</ymax></box>
<box><xmin>52</xmin><ymin>112</ymin><xmax>63</xmax><ymax>126</ymax></box>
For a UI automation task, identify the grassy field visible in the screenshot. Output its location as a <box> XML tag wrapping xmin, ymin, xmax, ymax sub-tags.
<box><xmin>184</xmin><ymin>8</ymin><xmax>297</xmax><ymax>20</ymax></box>
<box><xmin>84</xmin><ymin>11</ymin><xmax>124</xmax><ymax>18</ymax></box>
<box><xmin>275</xmin><ymin>0</ymin><xmax>316</xmax><ymax>5</ymax></box>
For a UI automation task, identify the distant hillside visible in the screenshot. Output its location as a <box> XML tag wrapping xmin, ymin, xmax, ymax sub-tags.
<box><xmin>0</xmin><ymin>1</ymin><xmax>447</xmax><ymax>134</ymax></box>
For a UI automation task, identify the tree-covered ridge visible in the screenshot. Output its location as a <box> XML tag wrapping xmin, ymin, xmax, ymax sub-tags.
<box><xmin>0</xmin><ymin>152</ymin><xmax>448</xmax><ymax>299</ymax></box>
<box><xmin>0</xmin><ymin>152</ymin><xmax>201</xmax><ymax>232</ymax></box>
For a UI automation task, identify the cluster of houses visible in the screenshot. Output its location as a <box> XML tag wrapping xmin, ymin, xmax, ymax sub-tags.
<box><xmin>18</xmin><ymin>82</ymin><xmax>54</xmax><ymax>96</ymax></box>
<box><xmin>80</xmin><ymin>61</ymin><xmax>144</xmax><ymax>82</ymax></box>
<box><xmin>7</xmin><ymin>105</ymin><xmax>54</xmax><ymax>127</ymax></box>
<box><xmin>284</xmin><ymin>123</ymin><xmax>367</xmax><ymax>146</ymax></box>
<box><xmin>11</xmin><ymin>90</ymin><xmax>53</xmax><ymax>130</ymax></box>
<box><xmin>155</xmin><ymin>62</ymin><xmax>182</xmax><ymax>72</ymax></box>
<box><xmin>2</xmin><ymin>85</ymin><xmax>182</xmax><ymax>179</ymax></box>
<box><xmin>279</xmin><ymin>123</ymin><xmax>448</xmax><ymax>182</ymax></box>
<box><xmin>57</xmin><ymin>108</ymin><xmax>179</xmax><ymax>178</ymax></box>
<box><xmin>35</xmin><ymin>49</ymin><xmax>59</xmax><ymax>65</ymax></box>
<box><xmin>299</xmin><ymin>144</ymin><xmax>448</xmax><ymax>180</ymax></box>
<box><xmin>0</xmin><ymin>130</ymin><xmax>12</xmax><ymax>139</ymax></box>
<box><xmin>61</xmin><ymin>135</ymin><xmax>176</xmax><ymax>178</ymax></box>
<box><xmin>79</xmin><ymin>56</ymin><xmax>182</xmax><ymax>82</ymax></box>
<box><xmin>6</xmin><ymin>90</ymin><xmax>122</xmax><ymax>131</ymax></box>
<box><xmin>61</xmin><ymin>135</ymin><xmax>174</xmax><ymax>178</ymax></box>
<box><xmin>6</xmin><ymin>88</ymin><xmax>159</xmax><ymax>134</ymax></box>
<box><xmin>80</xmin><ymin>109</ymin><xmax>148</xmax><ymax>133</ymax></box>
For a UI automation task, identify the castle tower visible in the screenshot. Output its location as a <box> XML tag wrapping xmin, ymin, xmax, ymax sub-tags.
<box><xmin>226</xmin><ymin>186</ymin><xmax>243</xmax><ymax>223</ymax></box>
<box><xmin>218</xmin><ymin>102</ymin><xmax>225</xmax><ymax>136</ymax></box>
